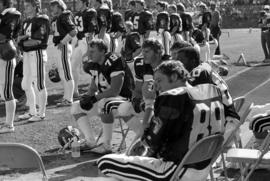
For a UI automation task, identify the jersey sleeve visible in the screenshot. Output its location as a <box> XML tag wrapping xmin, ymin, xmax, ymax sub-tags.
<box><xmin>134</xmin><ymin>57</ymin><xmax>144</xmax><ymax>82</ymax></box>
<box><xmin>107</xmin><ymin>54</ymin><xmax>125</xmax><ymax>78</ymax></box>
<box><xmin>61</xmin><ymin>11</ymin><xmax>76</xmax><ymax>33</ymax></box>
<box><xmin>142</xmin><ymin>92</ymin><xmax>186</xmax><ymax>155</ymax></box>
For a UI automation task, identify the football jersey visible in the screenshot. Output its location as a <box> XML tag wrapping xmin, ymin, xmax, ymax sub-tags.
<box><xmin>188</xmin><ymin>63</ymin><xmax>239</xmax><ymax>120</ymax></box>
<box><xmin>74</xmin><ymin>8</ymin><xmax>98</xmax><ymax>40</ymax></box>
<box><xmin>156</xmin><ymin>11</ymin><xmax>169</xmax><ymax>31</ymax></box>
<box><xmin>138</xmin><ymin>10</ymin><xmax>154</xmax><ymax>35</ymax></box>
<box><xmin>121</xmin><ymin>32</ymin><xmax>141</xmax><ymax>62</ymax></box>
<box><xmin>142</xmin><ymin>85</ymin><xmax>225</xmax><ymax>165</ymax></box>
<box><xmin>110</xmin><ymin>12</ymin><xmax>125</xmax><ymax>33</ymax></box>
<box><xmin>0</xmin><ymin>8</ymin><xmax>21</xmax><ymax>40</ymax></box>
<box><xmin>132</xmin><ymin>12</ymin><xmax>141</xmax><ymax>33</ymax></box>
<box><xmin>84</xmin><ymin>53</ymin><xmax>134</xmax><ymax>98</ymax></box>
<box><xmin>124</xmin><ymin>9</ymin><xmax>134</xmax><ymax>21</ymax></box>
<box><xmin>134</xmin><ymin>56</ymin><xmax>154</xmax><ymax>82</ymax></box>
<box><xmin>20</xmin><ymin>14</ymin><xmax>50</xmax><ymax>52</ymax></box>
<box><xmin>198</xmin><ymin>11</ymin><xmax>212</xmax><ymax>29</ymax></box>
<box><xmin>52</xmin><ymin>10</ymin><xmax>76</xmax><ymax>45</ymax></box>
<box><xmin>181</xmin><ymin>12</ymin><xmax>193</xmax><ymax>32</ymax></box>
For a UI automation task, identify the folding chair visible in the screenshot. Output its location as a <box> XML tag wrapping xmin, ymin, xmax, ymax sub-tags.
<box><xmin>95</xmin><ymin>116</ymin><xmax>130</xmax><ymax>152</ymax></box>
<box><xmin>226</xmin><ymin>130</ymin><xmax>270</xmax><ymax>181</ymax></box>
<box><xmin>209</xmin><ymin>101</ymin><xmax>254</xmax><ymax>181</ymax></box>
<box><xmin>0</xmin><ymin>143</ymin><xmax>48</xmax><ymax>181</ymax></box>
<box><xmin>170</xmin><ymin>134</ymin><xmax>224</xmax><ymax>181</ymax></box>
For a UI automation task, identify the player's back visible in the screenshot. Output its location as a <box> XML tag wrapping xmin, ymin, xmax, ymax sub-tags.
<box><xmin>0</xmin><ymin>8</ymin><xmax>21</xmax><ymax>39</ymax></box>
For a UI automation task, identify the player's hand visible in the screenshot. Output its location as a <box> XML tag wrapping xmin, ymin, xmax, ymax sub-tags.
<box><xmin>132</xmin><ymin>97</ymin><xmax>143</xmax><ymax>113</ymax></box>
<box><xmin>79</xmin><ymin>94</ymin><xmax>97</xmax><ymax>111</ymax></box>
<box><xmin>142</xmin><ymin>81</ymin><xmax>156</xmax><ymax>100</ymax></box>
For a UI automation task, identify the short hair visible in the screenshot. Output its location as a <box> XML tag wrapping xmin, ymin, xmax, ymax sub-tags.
<box><xmin>168</xmin><ymin>4</ymin><xmax>177</xmax><ymax>12</ymax></box>
<box><xmin>176</xmin><ymin>47</ymin><xmax>200</xmax><ymax>72</ymax></box>
<box><xmin>170</xmin><ymin>41</ymin><xmax>192</xmax><ymax>51</ymax></box>
<box><xmin>156</xmin><ymin>1</ymin><xmax>167</xmax><ymax>10</ymax></box>
<box><xmin>142</xmin><ymin>39</ymin><xmax>163</xmax><ymax>55</ymax></box>
<box><xmin>154</xmin><ymin>60</ymin><xmax>189</xmax><ymax>81</ymax></box>
<box><xmin>89</xmin><ymin>39</ymin><xmax>108</xmax><ymax>53</ymax></box>
<box><xmin>176</xmin><ymin>3</ymin><xmax>185</xmax><ymax>12</ymax></box>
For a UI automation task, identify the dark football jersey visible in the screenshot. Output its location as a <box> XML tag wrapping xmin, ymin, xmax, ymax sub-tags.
<box><xmin>188</xmin><ymin>63</ymin><xmax>240</xmax><ymax>120</ymax></box>
<box><xmin>121</xmin><ymin>32</ymin><xmax>141</xmax><ymax>62</ymax></box>
<box><xmin>199</xmin><ymin>11</ymin><xmax>212</xmax><ymax>29</ymax></box>
<box><xmin>124</xmin><ymin>9</ymin><xmax>134</xmax><ymax>21</ymax></box>
<box><xmin>134</xmin><ymin>57</ymin><xmax>154</xmax><ymax>82</ymax></box>
<box><xmin>132</xmin><ymin>12</ymin><xmax>141</xmax><ymax>33</ymax></box>
<box><xmin>156</xmin><ymin>11</ymin><xmax>169</xmax><ymax>31</ymax></box>
<box><xmin>20</xmin><ymin>14</ymin><xmax>50</xmax><ymax>52</ymax></box>
<box><xmin>52</xmin><ymin>10</ymin><xmax>76</xmax><ymax>45</ymax></box>
<box><xmin>97</xmin><ymin>7</ymin><xmax>112</xmax><ymax>32</ymax></box>
<box><xmin>142</xmin><ymin>85</ymin><xmax>225</xmax><ymax>166</ymax></box>
<box><xmin>85</xmin><ymin>53</ymin><xmax>134</xmax><ymax>98</ymax></box>
<box><xmin>170</xmin><ymin>13</ymin><xmax>182</xmax><ymax>33</ymax></box>
<box><xmin>181</xmin><ymin>12</ymin><xmax>193</xmax><ymax>32</ymax></box>
<box><xmin>0</xmin><ymin>8</ymin><xmax>21</xmax><ymax>40</ymax></box>
<box><xmin>74</xmin><ymin>8</ymin><xmax>98</xmax><ymax>40</ymax></box>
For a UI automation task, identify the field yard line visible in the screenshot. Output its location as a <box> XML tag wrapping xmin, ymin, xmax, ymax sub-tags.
<box><xmin>225</xmin><ymin>66</ymin><xmax>252</xmax><ymax>81</ymax></box>
<box><xmin>243</xmin><ymin>77</ymin><xmax>270</xmax><ymax>97</ymax></box>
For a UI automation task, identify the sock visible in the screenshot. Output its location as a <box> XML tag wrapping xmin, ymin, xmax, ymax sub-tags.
<box><xmin>102</xmin><ymin>123</ymin><xmax>113</xmax><ymax>148</ymax></box>
<box><xmin>63</xmin><ymin>80</ymin><xmax>74</xmax><ymax>102</ymax></box>
<box><xmin>38</xmin><ymin>88</ymin><xmax>47</xmax><ymax>117</ymax></box>
<box><xmin>77</xmin><ymin>116</ymin><xmax>96</xmax><ymax>144</ymax></box>
<box><xmin>25</xmin><ymin>86</ymin><xmax>36</xmax><ymax>115</ymax></box>
<box><xmin>5</xmin><ymin>99</ymin><xmax>16</xmax><ymax>127</ymax></box>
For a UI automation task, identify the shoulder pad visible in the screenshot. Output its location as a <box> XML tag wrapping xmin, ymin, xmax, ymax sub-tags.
<box><xmin>36</xmin><ymin>14</ymin><xmax>49</xmax><ymax>21</ymax></box>
<box><xmin>160</xmin><ymin>87</ymin><xmax>186</xmax><ymax>96</ymax></box>
<box><xmin>130</xmin><ymin>32</ymin><xmax>140</xmax><ymax>36</ymax></box>
<box><xmin>134</xmin><ymin>56</ymin><xmax>144</xmax><ymax>63</ymax></box>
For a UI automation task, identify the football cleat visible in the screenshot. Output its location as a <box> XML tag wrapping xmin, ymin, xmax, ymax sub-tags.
<box><xmin>0</xmin><ymin>124</ymin><xmax>15</xmax><ymax>134</ymax></box>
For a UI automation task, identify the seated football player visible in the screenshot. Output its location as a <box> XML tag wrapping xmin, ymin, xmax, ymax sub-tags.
<box><xmin>18</xmin><ymin>0</ymin><xmax>50</xmax><ymax>122</ymax></box>
<box><xmin>170</xmin><ymin>40</ymin><xmax>192</xmax><ymax>60</ymax></box>
<box><xmin>177</xmin><ymin>3</ymin><xmax>193</xmax><ymax>42</ymax></box>
<box><xmin>192</xmin><ymin>28</ymin><xmax>210</xmax><ymax>62</ymax></box>
<box><xmin>175</xmin><ymin>47</ymin><xmax>240</xmax><ymax>137</ymax></box>
<box><xmin>71</xmin><ymin>0</ymin><xmax>98</xmax><ymax>98</ymax></box>
<box><xmin>248</xmin><ymin>103</ymin><xmax>270</xmax><ymax>149</ymax></box>
<box><xmin>97</xmin><ymin>60</ymin><xmax>226</xmax><ymax>181</ymax></box>
<box><xmin>71</xmin><ymin>39</ymin><xmax>134</xmax><ymax>154</ymax></box>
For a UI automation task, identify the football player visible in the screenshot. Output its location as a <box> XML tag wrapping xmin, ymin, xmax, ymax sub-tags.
<box><xmin>170</xmin><ymin>13</ymin><xmax>184</xmax><ymax>45</ymax></box>
<box><xmin>72</xmin><ymin>0</ymin><xmax>98</xmax><ymax>98</ymax></box>
<box><xmin>50</xmin><ymin>0</ymin><xmax>77</xmax><ymax>106</ymax></box>
<box><xmin>71</xmin><ymin>39</ymin><xmax>134</xmax><ymax>154</ymax></box>
<box><xmin>177</xmin><ymin>3</ymin><xmax>193</xmax><ymax>42</ymax></box>
<box><xmin>124</xmin><ymin>0</ymin><xmax>136</xmax><ymax>21</ymax></box>
<box><xmin>0</xmin><ymin>0</ymin><xmax>21</xmax><ymax>133</ymax></box>
<box><xmin>133</xmin><ymin>0</ymin><xmax>144</xmax><ymax>34</ymax></box>
<box><xmin>149</xmin><ymin>11</ymin><xmax>171</xmax><ymax>58</ymax></box>
<box><xmin>17</xmin><ymin>0</ymin><xmax>50</xmax><ymax>122</ymax></box>
<box><xmin>98</xmin><ymin>60</ymin><xmax>226</xmax><ymax>181</ymax></box>
<box><xmin>192</xmin><ymin>28</ymin><xmax>210</xmax><ymax>62</ymax></box>
<box><xmin>175</xmin><ymin>47</ymin><xmax>240</xmax><ymax>126</ymax></box>
<box><xmin>196</xmin><ymin>3</ymin><xmax>211</xmax><ymax>42</ymax></box>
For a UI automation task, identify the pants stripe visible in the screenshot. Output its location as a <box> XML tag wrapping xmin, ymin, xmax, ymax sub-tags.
<box><xmin>104</xmin><ymin>99</ymin><xmax>127</xmax><ymax>114</ymax></box>
<box><xmin>4</xmin><ymin>60</ymin><xmax>14</xmax><ymax>100</ymax></box>
<box><xmin>36</xmin><ymin>50</ymin><xmax>45</xmax><ymax>91</ymax></box>
<box><xmin>62</xmin><ymin>45</ymin><xmax>72</xmax><ymax>81</ymax></box>
<box><xmin>98</xmin><ymin>157</ymin><xmax>177</xmax><ymax>180</ymax></box>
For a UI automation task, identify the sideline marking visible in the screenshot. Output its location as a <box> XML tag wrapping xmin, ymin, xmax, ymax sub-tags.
<box><xmin>243</xmin><ymin>77</ymin><xmax>270</xmax><ymax>97</ymax></box>
<box><xmin>225</xmin><ymin>67</ymin><xmax>252</xmax><ymax>81</ymax></box>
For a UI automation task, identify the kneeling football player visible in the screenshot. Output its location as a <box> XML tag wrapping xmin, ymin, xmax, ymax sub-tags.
<box><xmin>71</xmin><ymin>39</ymin><xmax>134</xmax><ymax>154</ymax></box>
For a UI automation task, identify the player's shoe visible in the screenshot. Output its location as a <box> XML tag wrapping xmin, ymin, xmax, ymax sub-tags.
<box><xmin>56</xmin><ymin>99</ymin><xmax>72</xmax><ymax>107</ymax></box>
<box><xmin>88</xmin><ymin>143</ymin><xmax>112</xmax><ymax>155</ymax></box>
<box><xmin>18</xmin><ymin>112</ymin><xmax>34</xmax><ymax>120</ymax></box>
<box><xmin>28</xmin><ymin>114</ymin><xmax>45</xmax><ymax>122</ymax></box>
<box><xmin>0</xmin><ymin>124</ymin><xmax>15</xmax><ymax>134</ymax></box>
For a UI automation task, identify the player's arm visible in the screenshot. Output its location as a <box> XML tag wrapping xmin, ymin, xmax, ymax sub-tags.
<box><xmin>163</xmin><ymin>31</ymin><xmax>171</xmax><ymax>56</ymax></box>
<box><xmin>60</xmin><ymin>12</ymin><xmax>77</xmax><ymax>45</ymax></box>
<box><xmin>95</xmin><ymin>73</ymin><xmax>124</xmax><ymax>100</ymax></box>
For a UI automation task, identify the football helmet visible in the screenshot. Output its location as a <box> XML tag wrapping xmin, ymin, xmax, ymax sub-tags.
<box><xmin>50</xmin><ymin>0</ymin><xmax>67</xmax><ymax>10</ymax></box>
<box><xmin>156</xmin><ymin>12</ymin><xmax>169</xmax><ymax>31</ymax></box>
<box><xmin>48</xmin><ymin>67</ymin><xmax>61</xmax><ymax>83</ymax></box>
<box><xmin>0</xmin><ymin>40</ymin><xmax>17</xmax><ymax>61</ymax></box>
<box><xmin>58</xmin><ymin>126</ymin><xmax>80</xmax><ymax>149</ymax></box>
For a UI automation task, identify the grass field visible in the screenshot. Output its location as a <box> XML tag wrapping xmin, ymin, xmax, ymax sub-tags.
<box><xmin>0</xmin><ymin>28</ymin><xmax>267</xmax><ymax>180</ymax></box>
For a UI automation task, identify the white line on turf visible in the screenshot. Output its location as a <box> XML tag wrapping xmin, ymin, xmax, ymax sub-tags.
<box><xmin>225</xmin><ymin>67</ymin><xmax>252</xmax><ymax>81</ymax></box>
<box><xmin>243</xmin><ymin>77</ymin><xmax>270</xmax><ymax>97</ymax></box>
